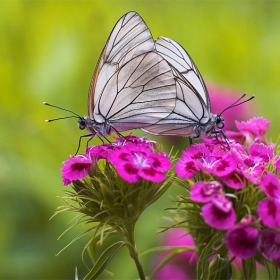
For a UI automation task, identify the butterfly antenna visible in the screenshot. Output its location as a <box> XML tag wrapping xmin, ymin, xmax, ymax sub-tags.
<box><xmin>43</xmin><ymin>102</ymin><xmax>82</xmax><ymax>122</ymax></box>
<box><xmin>219</xmin><ymin>94</ymin><xmax>255</xmax><ymax>116</ymax></box>
<box><xmin>43</xmin><ymin>102</ymin><xmax>81</xmax><ymax>117</ymax></box>
<box><xmin>45</xmin><ymin>116</ymin><xmax>79</xmax><ymax>122</ymax></box>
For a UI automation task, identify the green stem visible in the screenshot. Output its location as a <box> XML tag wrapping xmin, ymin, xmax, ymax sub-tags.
<box><xmin>125</xmin><ymin>229</ymin><xmax>146</xmax><ymax>280</ymax></box>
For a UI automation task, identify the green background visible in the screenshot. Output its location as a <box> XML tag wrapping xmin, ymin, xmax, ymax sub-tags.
<box><xmin>1</xmin><ymin>1</ymin><xmax>280</xmax><ymax>279</ymax></box>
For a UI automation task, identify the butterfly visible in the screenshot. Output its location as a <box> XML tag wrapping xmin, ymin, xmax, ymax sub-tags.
<box><xmin>142</xmin><ymin>36</ymin><xmax>254</xmax><ymax>142</ymax></box>
<box><xmin>45</xmin><ymin>12</ymin><xmax>176</xmax><ymax>150</ymax></box>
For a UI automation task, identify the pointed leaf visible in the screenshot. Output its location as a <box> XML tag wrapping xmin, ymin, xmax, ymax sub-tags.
<box><xmin>83</xmin><ymin>241</ymin><xmax>126</xmax><ymax>280</ymax></box>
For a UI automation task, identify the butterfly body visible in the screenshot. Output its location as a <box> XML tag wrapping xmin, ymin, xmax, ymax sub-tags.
<box><xmin>78</xmin><ymin>116</ymin><xmax>111</xmax><ymax>137</ymax></box>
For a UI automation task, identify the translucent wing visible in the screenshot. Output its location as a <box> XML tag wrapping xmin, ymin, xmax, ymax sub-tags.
<box><xmin>155</xmin><ymin>36</ymin><xmax>210</xmax><ymax>109</ymax></box>
<box><xmin>94</xmin><ymin>51</ymin><xmax>176</xmax><ymax>130</ymax></box>
<box><xmin>88</xmin><ymin>12</ymin><xmax>156</xmax><ymax>118</ymax></box>
<box><xmin>142</xmin><ymin>37</ymin><xmax>212</xmax><ymax>137</ymax></box>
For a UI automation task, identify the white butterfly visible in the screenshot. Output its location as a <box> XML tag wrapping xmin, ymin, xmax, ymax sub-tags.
<box><xmin>141</xmin><ymin>36</ymin><xmax>226</xmax><ymax>140</ymax></box>
<box><xmin>80</xmin><ymin>13</ymin><xmax>177</xmax><ymax>139</ymax></box>
<box><xmin>45</xmin><ymin>12</ymin><xmax>177</xmax><ymax>146</ymax></box>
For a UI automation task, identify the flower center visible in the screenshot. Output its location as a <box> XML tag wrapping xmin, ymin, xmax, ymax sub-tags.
<box><xmin>133</xmin><ymin>152</ymin><xmax>148</xmax><ymax>167</ymax></box>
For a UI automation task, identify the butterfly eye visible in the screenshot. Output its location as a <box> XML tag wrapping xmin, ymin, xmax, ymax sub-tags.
<box><xmin>78</xmin><ymin>118</ymin><xmax>87</xmax><ymax>130</ymax></box>
<box><xmin>216</xmin><ymin>116</ymin><xmax>225</xmax><ymax>129</ymax></box>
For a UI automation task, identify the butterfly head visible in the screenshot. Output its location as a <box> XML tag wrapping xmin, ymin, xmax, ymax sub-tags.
<box><xmin>78</xmin><ymin>117</ymin><xmax>87</xmax><ymax>130</ymax></box>
<box><xmin>215</xmin><ymin>115</ymin><xmax>225</xmax><ymax>129</ymax></box>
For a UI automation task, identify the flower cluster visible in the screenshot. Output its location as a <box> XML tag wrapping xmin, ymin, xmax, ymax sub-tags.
<box><xmin>152</xmin><ymin>228</ymin><xmax>263</xmax><ymax>279</ymax></box>
<box><xmin>173</xmin><ymin>117</ymin><xmax>280</xmax><ymax>278</ymax></box>
<box><xmin>57</xmin><ymin>135</ymin><xmax>174</xmax><ymax>279</ymax></box>
<box><xmin>61</xmin><ymin>135</ymin><xmax>171</xmax><ymax>185</ymax></box>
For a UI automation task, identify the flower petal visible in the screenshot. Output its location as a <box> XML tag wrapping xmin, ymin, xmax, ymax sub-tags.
<box><xmin>190</xmin><ymin>181</ymin><xmax>223</xmax><ymax>203</ymax></box>
<box><xmin>258</xmin><ymin>200</ymin><xmax>280</xmax><ymax>228</ymax></box>
<box><xmin>201</xmin><ymin>196</ymin><xmax>236</xmax><ymax>230</ymax></box>
<box><xmin>226</xmin><ymin>225</ymin><xmax>259</xmax><ymax>259</ymax></box>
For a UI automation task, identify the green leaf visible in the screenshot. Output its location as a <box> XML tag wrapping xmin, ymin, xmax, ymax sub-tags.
<box><xmin>207</xmin><ymin>254</ymin><xmax>232</xmax><ymax>280</ymax></box>
<box><xmin>197</xmin><ymin>233</ymin><xmax>221</xmax><ymax>279</ymax></box>
<box><xmin>83</xmin><ymin>241</ymin><xmax>126</xmax><ymax>280</ymax></box>
<box><xmin>241</xmin><ymin>258</ymin><xmax>256</xmax><ymax>280</ymax></box>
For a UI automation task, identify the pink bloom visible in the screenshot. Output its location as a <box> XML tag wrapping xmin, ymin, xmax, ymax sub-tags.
<box><xmin>227</xmin><ymin>143</ymin><xmax>269</xmax><ymax>185</ymax></box>
<box><xmin>198</xmin><ymin>152</ymin><xmax>238</xmax><ymax>177</ymax></box>
<box><xmin>248</xmin><ymin>143</ymin><xmax>274</xmax><ymax>164</ymax></box>
<box><xmin>61</xmin><ymin>154</ymin><xmax>93</xmax><ymax>186</ymax></box>
<box><xmin>152</xmin><ymin>229</ymin><xmax>197</xmax><ymax>280</ymax></box>
<box><xmin>260</xmin><ymin>173</ymin><xmax>280</xmax><ymax>199</ymax></box>
<box><xmin>229</xmin><ymin>142</ymin><xmax>248</xmax><ymax>162</ymax></box>
<box><xmin>228</xmin><ymin>117</ymin><xmax>270</xmax><ymax>145</ymax></box>
<box><xmin>220</xmin><ymin>170</ymin><xmax>246</xmax><ymax>189</ymax></box>
<box><xmin>225</xmin><ymin>223</ymin><xmax>259</xmax><ymax>259</ymax></box>
<box><xmin>275</xmin><ymin>156</ymin><xmax>280</xmax><ymax>173</ymax></box>
<box><xmin>259</xmin><ymin>231</ymin><xmax>280</xmax><ymax>259</ymax></box>
<box><xmin>175</xmin><ymin>144</ymin><xmax>210</xmax><ymax>179</ymax></box>
<box><xmin>86</xmin><ymin>144</ymin><xmax>114</xmax><ymax>160</ymax></box>
<box><xmin>236</xmin><ymin>117</ymin><xmax>270</xmax><ymax>138</ymax></box>
<box><xmin>258</xmin><ymin>200</ymin><xmax>280</xmax><ymax>228</ymax></box>
<box><xmin>190</xmin><ymin>181</ymin><xmax>223</xmax><ymax>203</ymax></box>
<box><xmin>201</xmin><ymin>196</ymin><xmax>236</xmax><ymax>230</ymax></box>
<box><xmin>176</xmin><ymin>144</ymin><xmax>238</xmax><ymax>179</ymax></box>
<box><xmin>86</xmin><ymin>135</ymin><xmax>156</xmax><ymax>160</ymax></box>
<box><xmin>241</xmin><ymin>159</ymin><xmax>265</xmax><ymax>184</ymax></box>
<box><xmin>114</xmin><ymin>134</ymin><xmax>157</xmax><ymax>149</ymax></box>
<box><xmin>108</xmin><ymin>143</ymin><xmax>171</xmax><ymax>183</ymax></box>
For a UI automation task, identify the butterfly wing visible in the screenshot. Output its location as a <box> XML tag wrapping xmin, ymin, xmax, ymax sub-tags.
<box><xmin>155</xmin><ymin>36</ymin><xmax>210</xmax><ymax>108</ymax></box>
<box><xmin>142</xmin><ymin>36</ymin><xmax>211</xmax><ymax>137</ymax></box>
<box><xmin>88</xmin><ymin>11</ymin><xmax>156</xmax><ymax>118</ymax></box>
<box><xmin>94</xmin><ymin>51</ymin><xmax>176</xmax><ymax>130</ymax></box>
<box><xmin>89</xmin><ymin>12</ymin><xmax>176</xmax><ymax>131</ymax></box>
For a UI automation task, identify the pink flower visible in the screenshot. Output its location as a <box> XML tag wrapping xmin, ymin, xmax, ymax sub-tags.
<box><xmin>108</xmin><ymin>143</ymin><xmax>171</xmax><ymax>183</ymax></box>
<box><xmin>236</xmin><ymin>117</ymin><xmax>270</xmax><ymax>138</ymax></box>
<box><xmin>258</xmin><ymin>200</ymin><xmax>280</xmax><ymax>228</ymax></box>
<box><xmin>86</xmin><ymin>144</ymin><xmax>114</xmax><ymax>160</ymax></box>
<box><xmin>201</xmin><ymin>196</ymin><xmax>236</xmax><ymax>230</ymax></box>
<box><xmin>232</xmin><ymin>143</ymin><xmax>271</xmax><ymax>185</ymax></box>
<box><xmin>198</xmin><ymin>152</ymin><xmax>238</xmax><ymax>177</ymax></box>
<box><xmin>248</xmin><ymin>143</ymin><xmax>274</xmax><ymax>164</ymax></box>
<box><xmin>227</xmin><ymin>117</ymin><xmax>271</xmax><ymax>145</ymax></box>
<box><xmin>115</xmin><ymin>134</ymin><xmax>157</xmax><ymax>149</ymax></box>
<box><xmin>190</xmin><ymin>181</ymin><xmax>223</xmax><ymax>203</ymax></box>
<box><xmin>260</xmin><ymin>173</ymin><xmax>280</xmax><ymax>199</ymax></box>
<box><xmin>86</xmin><ymin>134</ymin><xmax>156</xmax><ymax>160</ymax></box>
<box><xmin>259</xmin><ymin>231</ymin><xmax>280</xmax><ymax>259</ymax></box>
<box><xmin>275</xmin><ymin>156</ymin><xmax>280</xmax><ymax>173</ymax></box>
<box><xmin>60</xmin><ymin>135</ymin><xmax>166</xmax><ymax>185</ymax></box>
<box><xmin>61</xmin><ymin>154</ymin><xmax>93</xmax><ymax>186</ymax></box>
<box><xmin>175</xmin><ymin>144</ymin><xmax>237</xmax><ymax>179</ymax></box>
<box><xmin>152</xmin><ymin>229</ymin><xmax>198</xmax><ymax>280</ymax></box>
<box><xmin>225</xmin><ymin>223</ymin><xmax>259</xmax><ymax>259</ymax></box>
<box><xmin>220</xmin><ymin>170</ymin><xmax>246</xmax><ymax>189</ymax></box>
<box><xmin>175</xmin><ymin>144</ymin><xmax>210</xmax><ymax>179</ymax></box>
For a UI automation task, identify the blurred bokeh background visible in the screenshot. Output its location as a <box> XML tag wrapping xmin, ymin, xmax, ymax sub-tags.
<box><xmin>1</xmin><ymin>1</ymin><xmax>280</xmax><ymax>279</ymax></box>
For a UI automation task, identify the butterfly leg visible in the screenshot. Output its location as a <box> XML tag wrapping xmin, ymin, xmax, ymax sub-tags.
<box><xmin>213</xmin><ymin>130</ymin><xmax>230</xmax><ymax>150</ymax></box>
<box><xmin>76</xmin><ymin>133</ymin><xmax>95</xmax><ymax>155</ymax></box>
<box><xmin>110</xmin><ymin>126</ymin><xmax>133</xmax><ymax>143</ymax></box>
<box><xmin>111</xmin><ymin>126</ymin><xmax>126</xmax><ymax>139</ymax></box>
<box><xmin>189</xmin><ymin>137</ymin><xmax>193</xmax><ymax>146</ymax></box>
